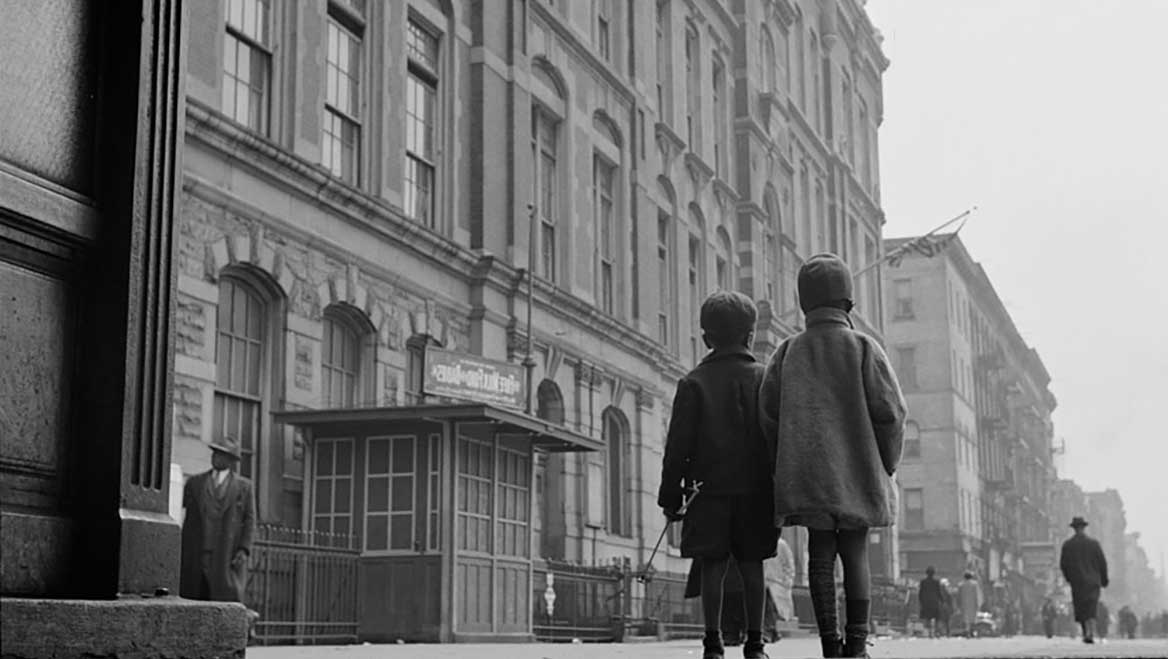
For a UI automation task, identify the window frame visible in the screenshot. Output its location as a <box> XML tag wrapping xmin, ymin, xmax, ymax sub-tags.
<box><xmin>904</xmin><ymin>487</ymin><xmax>925</xmax><ymax>531</ymax></box>
<box><xmin>222</xmin><ymin>0</ymin><xmax>273</xmax><ymax>134</ymax></box>
<box><xmin>322</xmin><ymin>17</ymin><xmax>363</xmax><ymax>184</ymax></box>
<box><xmin>532</xmin><ymin>106</ymin><xmax>560</xmax><ymax>283</ymax></box>
<box><xmin>212</xmin><ymin>276</ymin><xmax>272</xmax><ymax>483</ymax></box>
<box><xmin>593</xmin><ymin>154</ymin><xmax>617</xmax><ymax>315</ymax></box>
<box><xmin>405</xmin><ymin>17</ymin><xmax>442</xmax><ymax>229</ymax></box>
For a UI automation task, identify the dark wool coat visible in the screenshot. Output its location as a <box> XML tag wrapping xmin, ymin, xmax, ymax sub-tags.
<box><xmin>919</xmin><ymin>576</ymin><xmax>944</xmax><ymax>620</ymax></box>
<box><xmin>1060</xmin><ymin>532</ymin><xmax>1108</xmax><ymax>622</ymax></box>
<box><xmin>759</xmin><ymin>307</ymin><xmax>907</xmax><ymax>529</ymax></box>
<box><xmin>658</xmin><ymin>346</ymin><xmax>772</xmax><ymax>509</ymax></box>
<box><xmin>180</xmin><ymin>471</ymin><xmax>256</xmax><ymax>602</ymax></box>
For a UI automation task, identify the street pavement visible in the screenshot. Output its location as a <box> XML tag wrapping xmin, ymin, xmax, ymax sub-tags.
<box><xmin>247</xmin><ymin>636</ymin><xmax>1168</xmax><ymax>658</ymax></box>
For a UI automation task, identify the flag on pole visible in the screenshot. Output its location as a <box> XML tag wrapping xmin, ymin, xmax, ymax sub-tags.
<box><xmin>887</xmin><ymin>222</ymin><xmax>966</xmax><ymax>267</ymax></box>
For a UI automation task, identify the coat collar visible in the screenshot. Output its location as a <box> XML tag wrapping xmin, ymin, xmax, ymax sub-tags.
<box><xmin>804</xmin><ymin>307</ymin><xmax>855</xmax><ymax>329</ymax></box>
<box><xmin>700</xmin><ymin>345</ymin><xmax>756</xmax><ymax>365</ymax></box>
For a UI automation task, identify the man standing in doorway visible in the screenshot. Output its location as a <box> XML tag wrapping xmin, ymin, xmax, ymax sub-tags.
<box><xmin>1059</xmin><ymin>516</ymin><xmax>1109</xmax><ymax>644</ymax></box>
<box><xmin>180</xmin><ymin>438</ymin><xmax>257</xmax><ymax>615</ymax></box>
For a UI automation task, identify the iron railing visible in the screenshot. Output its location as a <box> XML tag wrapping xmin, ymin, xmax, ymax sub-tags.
<box><xmin>531</xmin><ymin>559</ymin><xmax>625</xmax><ymax>642</ymax></box>
<box><xmin>246</xmin><ymin>525</ymin><xmax>361</xmax><ymax>645</ymax></box>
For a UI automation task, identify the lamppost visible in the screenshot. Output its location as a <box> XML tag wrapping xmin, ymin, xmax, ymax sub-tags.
<box><xmin>524</xmin><ymin>202</ymin><xmax>536</xmax><ymax>414</ymax></box>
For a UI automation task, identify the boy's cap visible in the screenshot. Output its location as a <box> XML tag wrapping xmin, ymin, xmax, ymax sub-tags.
<box><xmin>700</xmin><ymin>290</ymin><xmax>757</xmax><ymax>340</ymax></box>
<box><xmin>797</xmin><ymin>253</ymin><xmax>853</xmax><ymax>312</ymax></box>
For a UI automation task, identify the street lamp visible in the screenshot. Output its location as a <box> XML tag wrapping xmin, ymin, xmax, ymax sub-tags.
<box><xmin>524</xmin><ymin>202</ymin><xmax>536</xmax><ymax>414</ymax></box>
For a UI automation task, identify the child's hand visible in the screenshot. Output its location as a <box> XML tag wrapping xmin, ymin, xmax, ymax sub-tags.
<box><xmin>662</xmin><ymin>507</ymin><xmax>685</xmax><ymax>522</ymax></box>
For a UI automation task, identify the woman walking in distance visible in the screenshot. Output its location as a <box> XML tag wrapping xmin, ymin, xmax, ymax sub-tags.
<box><xmin>759</xmin><ymin>254</ymin><xmax>907</xmax><ymax>658</ymax></box>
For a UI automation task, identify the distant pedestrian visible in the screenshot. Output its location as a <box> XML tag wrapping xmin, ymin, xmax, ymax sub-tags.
<box><xmin>1160</xmin><ymin>610</ymin><xmax>1168</xmax><ymax>637</ymax></box>
<box><xmin>660</xmin><ymin>291</ymin><xmax>778</xmax><ymax>659</ymax></box>
<box><xmin>1097</xmin><ymin>601</ymin><xmax>1110</xmax><ymax>640</ymax></box>
<box><xmin>918</xmin><ymin>567</ymin><xmax>944</xmax><ymax>638</ymax></box>
<box><xmin>180</xmin><ymin>437</ymin><xmax>258</xmax><ymax>638</ymax></box>
<box><xmin>759</xmin><ymin>254</ymin><xmax>907</xmax><ymax>659</ymax></box>
<box><xmin>1117</xmin><ymin>605</ymin><xmax>1137</xmax><ymax>639</ymax></box>
<box><xmin>764</xmin><ymin>537</ymin><xmax>797</xmax><ymax>629</ymax></box>
<box><xmin>1059</xmin><ymin>516</ymin><xmax>1108</xmax><ymax>644</ymax></box>
<box><xmin>938</xmin><ymin>579</ymin><xmax>953</xmax><ymax>637</ymax></box>
<box><xmin>1041</xmin><ymin>598</ymin><xmax>1057</xmax><ymax>639</ymax></box>
<box><xmin>957</xmin><ymin>572</ymin><xmax>982</xmax><ymax>637</ymax></box>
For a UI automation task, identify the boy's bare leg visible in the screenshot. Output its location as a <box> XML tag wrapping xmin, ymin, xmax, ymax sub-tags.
<box><xmin>738</xmin><ymin>559</ymin><xmax>767</xmax><ymax>654</ymax></box>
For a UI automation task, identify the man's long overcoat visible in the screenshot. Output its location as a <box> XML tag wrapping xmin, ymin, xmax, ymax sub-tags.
<box><xmin>180</xmin><ymin>470</ymin><xmax>256</xmax><ymax>602</ymax></box>
<box><xmin>759</xmin><ymin>307</ymin><xmax>907</xmax><ymax>528</ymax></box>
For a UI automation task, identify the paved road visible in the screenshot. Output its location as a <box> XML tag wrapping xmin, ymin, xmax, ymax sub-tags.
<box><xmin>248</xmin><ymin>636</ymin><xmax>1168</xmax><ymax>658</ymax></box>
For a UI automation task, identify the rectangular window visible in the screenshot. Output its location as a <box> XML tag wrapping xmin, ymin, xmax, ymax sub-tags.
<box><xmin>594</xmin><ymin>156</ymin><xmax>616</xmax><ymax>314</ymax></box>
<box><xmin>638</xmin><ymin>109</ymin><xmax>646</xmax><ymax>160</ymax></box>
<box><xmin>365</xmin><ymin>436</ymin><xmax>419</xmax><ymax>552</ymax></box>
<box><xmin>689</xmin><ymin>235</ymin><xmax>701</xmax><ymax>361</ymax></box>
<box><xmin>213</xmin><ymin>279</ymin><xmax>266</xmax><ymax>481</ymax></box>
<box><xmin>405</xmin><ymin>20</ymin><xmax>439</xmax><ymax>228</ymax></box>
<box><xmin>495</xmin><ymin>446</ymin><xmax>531</xmax><ymax>557</ymax></box>
<box><xmin>896</xmin><ymin>346</ymin><xmax>918</xmax><ymax>391</ymax></box>
<box><xmin>655</xmin><ymin>3</ymin><xmax>670</xmax><ymax>119</ymax></box>
<box><xmin>222</xmin><ymin>0</ymin><xmax>271</xmax><ymax>133</ymax></box>
<box><xmin>684</xmin><ymin>26</ymin><xmax>699</xmax><ymax>148</ymax></box>
<box><xmin>657</xmin><ymin>214</ymin><xmax>672</xmax><ymax>347</ymax></box>
<box><xmin>313</xmin><ymin>438</ymin><xmax>354</xmax><ymax>542</ymax></box>
<box><xmin>712</xmin><ymin>59</ymin><xmax>724</xmax><ymax>177</ymax></box>
<box><xmin>321</xmin><ymin>316</ymin><xmax>359</xmax><ymax>407</ymax></box>
<box><xmin>322</xmin><ymin>20</ymin><xmax>361</xmax><ymax>184</ymax></box>
<box><xmin>894</xmin><ymin>278</ymin><xmax>914</xmax><ymax>319</ymax></box>
<box><xmin>716</xmin><ymin>255</ymin><xmax>727</xmax><ymax>290</ymax></box>
<box><xmin>765</xmin><ymin>233</ymin><xmax>777</xmax><ymax>302</ymax></box>
<box><xmin>598</xmin><ymin>15</ymin><xmax>611</xmax><ymax>61</ymax></box>
<box><xmin>904</xmin><ymin>488</ymin><xmax>924</xmax><ymax>531</ymax></box>
<box><xmin>457</xmin><ymin>435</ymin><xmax>493</xmax><ymax>554</ymax></box>
<box><xmin>532</xmin><ymin>109</ymin><xmax>559</xmax><ymax>281</ymax></box>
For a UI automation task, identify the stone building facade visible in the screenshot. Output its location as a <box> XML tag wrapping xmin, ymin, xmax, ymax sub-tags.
<box><xmin>175</xmin><ymin>0</ymin><xmax>889</xmax><ymax>613</ymax></box>
<box><xmin>883</xmin><ymin>234</ymin><xmax>1059</xmax><ymax>619</ymax></box>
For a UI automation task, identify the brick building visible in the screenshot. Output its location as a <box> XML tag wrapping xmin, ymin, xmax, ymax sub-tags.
<box><xmin>174</xmin><ymin>0</ymin><xmax>888</xmax><ymax>640</ymax></box>
<box><xmin>883</xmin><ymin>234</ymin><xmax>1058</xmax><ymax>627</ymax></box>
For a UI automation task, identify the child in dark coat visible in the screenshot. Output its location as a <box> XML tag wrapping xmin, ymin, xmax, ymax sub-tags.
<box><xmin>659</xmin><ymin>291</ymin><xmax>778</xmax><ymax>659</ymax></box>
<box><xmin>759</xmin><ymin>254</ymin><xmax>907</xmax><ymax>658</ymax></box>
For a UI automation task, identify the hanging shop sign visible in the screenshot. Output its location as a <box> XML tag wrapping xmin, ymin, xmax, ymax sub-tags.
<box><xmin>423</xmin><ymin>346</ymin><xmax>526</xmax><ymax>410</ymax></box>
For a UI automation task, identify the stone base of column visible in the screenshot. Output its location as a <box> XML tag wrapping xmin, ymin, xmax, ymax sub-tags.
<box><xmin>0</xmin><ymin>596</ymin><xmax>249</xmax><ymax>658</ymax></box>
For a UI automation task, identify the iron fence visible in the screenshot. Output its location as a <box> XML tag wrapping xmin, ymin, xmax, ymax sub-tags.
<box><xmin>531</xmin><ymin>559</ymin><xmax>625</xmax><ymax>642</ymax></box>
<box><xmin>246</xmin><ymin>524</ymin><xmax>361</xmax><ymax>645</ymax></box>
<box><xmin>634</xmin><ymin>568</ymin><xmax>704</xmax><ymax>639</ymax></box>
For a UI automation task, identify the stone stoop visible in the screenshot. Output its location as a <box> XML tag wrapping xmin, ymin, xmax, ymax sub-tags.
<box><xmin>0</xmin><ymin>596</ymin><xmax>249</xmax><ymax>658</ymax></box>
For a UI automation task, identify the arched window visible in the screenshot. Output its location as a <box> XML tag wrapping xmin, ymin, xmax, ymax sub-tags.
<box><xmin>715</xmin><ymin>225</ymin><xmax>732</xmax><ymax>291</ymax></box>
<box><xmin>532</xmin><ymin>59</ymin><xmax>565</xmax><ymax>283</ymax></box>
<box><xmin>603</xmin><ymin>407</ymin><xmax>632</xmax><ymax>537</ymax></box>
<box><xmin>214</xmin><ymin>273</ymin><xmax>280</xmax><ymax>482</ymax></box>
<box><xmin>321</xmin><ymin>304</ymin><xmax>373</xmax><ymax>408</ymax></box>
<box><xmin>536</xmin><ymin>380</ymin><xmax>565</xmax><ymax>425</ymax></box>
<box><xmin>904</xmin><ymin>421</ymin><xmax>921</xmax><ymax>459</ymax></box>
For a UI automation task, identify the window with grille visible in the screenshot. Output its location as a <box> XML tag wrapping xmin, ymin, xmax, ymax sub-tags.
<box><xmin>594</xmin><ymin>156</ymin><xmax>616</xmax><ymax>314</ymax></box>
<box><xmin>532</xmin><ymin>108</ymin><xmax>559</xmax><ymax>282</ymax></box>
<box><xmin>321</xmin><ymin>311</ymin><xmax>360</xmax><ymax>407</ymax></box>
<box><xmin>405</xmin><ymin>19</ymin><xmax>439</xmax><ymax>228</ymax></box>
<box><xmin>323</xmin><ymin>20</ymin><xmax>361</xmax><ymax>183</ymax></box>
<box><xmin>904</xmin><ymin>421</ymin><xmax>921</xmax><ymax>459</ymax></box>
<box><xmin>904</xmin><ymin>488</ymin><xmax>924</xmax><ymax>531</ymax></box>
<box><xmin>222</xmin><ymin>0</ymin><xmax>271</xmax><ymax>133</ymax></box>
<box><xmin>657</xmin><ymin>213</ymin><xmax>672</xmax><ymax>347</ymax></box>
<box><xmin>313</xmin><ymin>438</ymin><xmax>354</xmax><ymax>541</ymax></box>
<box><xmin>365</xmin><ymin>436</ymin><xmax>420</xmax><ymax>551</ymax></box>
<box><xmin>213</xmin><ymin>278</ymin><xmax>266</xmax><ymax>481</ymax></box>
<box><xmin>457</xmin><ymin>435</ymin><xmax>493</xmax><ymax>553</ymax></box>
<box><xmin>496</xmin><ymin>446</ymin><xmax>531</xmax><ymax>557</ymax></box>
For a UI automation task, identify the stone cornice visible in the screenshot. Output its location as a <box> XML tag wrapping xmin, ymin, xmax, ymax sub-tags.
<box><xmin>713</xmin><ymin>177</ymin><xmax>738</xmax><ymax>212</ymax></box>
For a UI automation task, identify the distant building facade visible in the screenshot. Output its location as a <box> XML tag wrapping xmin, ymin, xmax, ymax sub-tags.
<box><xmin>883</xmin><ymin>235</ymin><xmax>1058</xmax><ymax>626</ymax></box>
<box><xmin>174</xmin><ymin>0</ymin><xmax>890</xmax><ymax>640</ymax></box>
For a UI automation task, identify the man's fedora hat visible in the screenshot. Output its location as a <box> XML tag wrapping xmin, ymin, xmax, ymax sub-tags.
<box><xmin>1069</xmin><ymin>516</ymin><xmax>1089</xmax><ymax>528</ymax></box>
<box><xmin>209</xmin><ymin>436</ymin><xmax>242</xmax><ymax>460</ymax></box>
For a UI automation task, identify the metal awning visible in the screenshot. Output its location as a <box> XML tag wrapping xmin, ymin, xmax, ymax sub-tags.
<box><xmin>272</xmin><ymin>403</ymin><xmax>601</xmax><ymax>453</ymax></box>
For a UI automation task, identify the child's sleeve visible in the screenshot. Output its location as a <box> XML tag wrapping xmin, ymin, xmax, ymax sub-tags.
<box><xmin>757</xmin><ymin>341</ymin><xmax>787</xmax><ymax>467</ymax></box>
<box><xmin>657</xmin><ymin>378</ymin><xmax>699</xmax><ymax>510</ymax></box>
<box><xmin>862</xmin><ymin>337</ymin><xmax>908</xmax><ymax>476</ymax></box>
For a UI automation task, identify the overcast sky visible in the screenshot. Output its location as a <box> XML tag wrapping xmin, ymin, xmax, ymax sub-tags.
<box><xmin>865</xmin><ymin>0</ymin><xmax>1168</xmax><ymax>578</ymax></box>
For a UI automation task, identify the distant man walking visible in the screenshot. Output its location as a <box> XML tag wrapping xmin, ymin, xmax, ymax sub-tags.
<box><xmin>917</xmin><ymin>567</ymin><xmax>944</xmax><ymax>638</ymax></box>
<box><xmin>180</xmin><ymin>437</ymin><xmax>256</xmax><ymax>604</ymax></box>
<box><xmin>1041</xmin><ymin>598</ymin><xmax>1057</xmax><ymax>639</ymax></box>
<box><xmin>1059</xmin><ymin>516</ymin><xmax>1108</xmax><ymax>644</ymax></box>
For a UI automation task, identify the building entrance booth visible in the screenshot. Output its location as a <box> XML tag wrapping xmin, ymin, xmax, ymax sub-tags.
<box><xmin>274</xmin><ymin>403</ymin><xmax>600</xmax><ymax>642</ymax></box>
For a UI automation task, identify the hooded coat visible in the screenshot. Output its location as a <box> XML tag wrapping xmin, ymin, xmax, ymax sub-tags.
<box><xmin>759</xmin><ymin>306</ymin><xmax>907</xmax><ymax>529</ymax></box>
